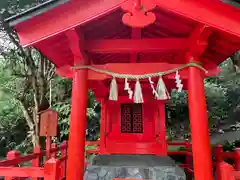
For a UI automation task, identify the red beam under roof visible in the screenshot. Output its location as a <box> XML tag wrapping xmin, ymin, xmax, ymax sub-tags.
<box><xmin>85</xmin><ymin>38</ymin><xmax>188</xmax><ymax>53</ymax></box>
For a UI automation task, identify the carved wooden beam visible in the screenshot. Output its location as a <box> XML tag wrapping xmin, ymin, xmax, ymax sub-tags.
<box><xmin>65</xmin><ymin>28</ymin><xmax>89</xmax><ymax>65</ymax></box>
<box><xmin>85</xmin><ymin>38</ymin><xmax>188</xmax><ymax>53</ymax></box>
<box><xmin>187</xmin><ymin>25</ymin><xmax>213</xmax><ymax>59</ymax></box>
<box><xmin>130</xmin><ymin>28</ymin><xmax>141</xmax><ymax>63</ymax></box>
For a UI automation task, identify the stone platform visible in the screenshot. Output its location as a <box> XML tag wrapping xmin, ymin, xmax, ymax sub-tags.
<box><xmin>84</xmin><ymin>155</ymin><xmax>186</xmax><ymax>180</ymax></box>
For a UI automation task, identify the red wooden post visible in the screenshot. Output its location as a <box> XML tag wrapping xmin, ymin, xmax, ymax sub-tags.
<box><xmin>32</xmin><ymin>145</ymin><xmax>41</xmax><ymax>167</ymax></box>
<box><xmin>235</xmin><ymin>148</ymin><xmax>240</xmax><ymax>171</ymax></box>
<box><xmin>158</xmin><ymin>102</ymin><xmax>167</xmax><ymax>155</ymax></box>
<box><xmin>188</xmin><ymin>62</ymin><xmax>213</xmax><ymax>180</ymax></box>
<box><xmin>44</xmin><ymin>158</ymin><xmax>60</xmax><ymax>180</ymax></box>
<box><xmin>51</xmin><ymin>143</ymin><xmax>57</xmax><ymax>158</ymax></box>
<box><xmin>215</xmin><ymin>145</ymin><xmax>224</xmax><ymax>180</ymax></box>
<box><xmin>60</xmin><ymin>141</ymin><xmax>67</xmax><ymax>179</ymax></box>
<box><xmin>66</xmin><ymin>68</ymin><xmax>88</xmax><ymax>180</ymax></box>
<box><xmin>6</xmin><ymin>151</ymin><xmax>20</xmax><ymax>180</ymax></box>
<box><xmin>219</xmin><ymin>162</ymin><xmax>235</xmax><ymax>180</ymax></box>
<box><xmin>185</xmin><ymin>140</ymin><xmax>193</xmax><ymax>180</ymax></box>
<box><xmin>46</xmin><ymin>136</ymin><xmax>51</xmax><ymax>159</ymax></box>
<box><xmin>32</xmin><ymin>145</ymin><xmax>41</xmax><ymax>180</ymax></box>
<box><xmin>99</xmin><ymin>99</ymin><xmax>107</xmax><ymax>154</ymax></box>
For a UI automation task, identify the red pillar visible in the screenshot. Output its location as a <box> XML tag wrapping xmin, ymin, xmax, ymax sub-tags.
<box><xmin>158</xmin><ymin>102</ymin><xmax>167</xmax><ymax>155</ymax></box>
<box><xmin>188</xmin><ymin>64</ymin><xmax>213</xmax><ymax>180</ymax></box>
<box><xmin>234</xmin><ymin>148</ymin><xmax>240</xmax><ymax>171</ymax></box>
<box><xmin>99</xmin><ymin>99</ymin><xmax>107</xmax><ymax>154</ymax></box>
<box><xmin>215</xmin><ymin>145</ymin><xmax>224</xmax><ymax>180</ymax></box>
<box><xmin>66</xmin><ymin>69</ymin><xmax>88</xmax><ymax>180</ymax></box>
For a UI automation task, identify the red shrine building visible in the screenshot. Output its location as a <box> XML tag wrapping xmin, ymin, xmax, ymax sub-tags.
<box><xmin>5</xmin><ymin>0</ymin><xmax>240</xmax><ymax>180</ymax></box>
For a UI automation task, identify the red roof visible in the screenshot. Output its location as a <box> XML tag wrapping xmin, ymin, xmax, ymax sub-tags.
<box><xmin>7</xmin><ymin>0</ymin><xmax>240</xmax><ymax>94</ymax></box>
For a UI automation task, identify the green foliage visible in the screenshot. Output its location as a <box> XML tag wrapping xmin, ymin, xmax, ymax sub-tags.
<box><xmin>0</xmin><ymin>0</ymin><xmax>49</xmax><ymax>17</ymax></box>
<box><xmin>52</xmin><ymin>89</ymin><xmax>100</xmax><ymax>142</ymax></box>
<box><xmin>52</xmin><ymin>102</ymin><xmax>70</xmax><ymax>142</ymax></box>
<box><xmin>0</xmin><ymin>99</ymin><xmax>28</xmax><ymax>156</ymax></box>
<box><xmin>222</xmin><ymin>139</ymin><xmax>240</xmax><ymax>152</ymax></box>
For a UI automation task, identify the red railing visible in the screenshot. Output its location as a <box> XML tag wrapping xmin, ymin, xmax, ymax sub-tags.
<box><xmin>0</xmin><ymin>141</ymin><xmax>68</xmax><ymax>180</ymax></box>
<box><xmin>215</xmin><ymin>145</ymin><xmax>240</xmax><ymax>180</ymax></box>
<box><xmin>4</xmin><ymin>140</ymin><xmax>240</xmax><ymax>180</ymax></box>
<box><xmin>167</xmin><ymin>140</ymin><xmax>193</xmax><ymax>180</ymax></box>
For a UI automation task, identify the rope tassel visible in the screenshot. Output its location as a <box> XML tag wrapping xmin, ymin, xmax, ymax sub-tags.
<box><xmin>109</xmin><ymin>77</ymin><xmax>118</xmax><ymax>101</ymax></box>
<box><xmin>134</xmin><ymin>79</ymin><xmax>144</xmax><ymax>103</ymax></box>
<box><xmin>156</xmin><ymin>76</ymin><xmax>170</xmax><ymax>100</ymax></box>
<box><xmin>124</xmin><ymin>78</ymin><xmax>133</xmax><ymax>100</ymax></box>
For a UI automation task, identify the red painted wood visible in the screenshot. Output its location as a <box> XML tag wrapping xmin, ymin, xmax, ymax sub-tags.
<box><xmin>0</xmin><ymin>154</ymin><xmax>41</xmax><ymax>167</ymax></box>
<box><xmin>32</xmin><ymin>146</ymin><xmax>41</xmax><ymax>180</ymax></box>
<box><xmin>130</xmin><ymin>28</ymin><xmax>141</xmax><ymax>63</ymax></box>
<box><xmin>158</xmin><ymin>102</ymin><xmax>167</xmax><ymax>155</ymax></box>
<box><xmin>155</xmin><ymin>0</ymin><xmax>240</xmax><ymax>37</ymax></box>
<box><xmin>122</xmin><ymin>0</ymin><xmax>156</xmax><ymax>28</ymax></box>
<box><xmin>14</xmin><ymin>0</ymin><xmax>240</xmax><ymax>48</ymax></box>
<box><xmin>106</xmin><ymin>142</ymin><xmax>161</xmax><ymax>154</ymax></box>
<box><xmin>60</xmin><ymin>141</ymin><xmax>67</xmax><ymax>180</ymax></box>
<box><xmin>46</xmin><ymin>136</ymin><xmax>51</xmax><ymax>159</ymax></box>
<box><xmin>86</xmin><ymin>141</ymin><xmax>100</xmax><ymax>146</ymax></box>
<box><xmin>188</xmin><ymin>60</ymin><xmax>213</xmax><ymax>180</ymax></box>
<box><xmin>44</xmin><ymin>158</ymin><xmax>60</xmax><ymax>180</ymax></box>
<box><xmin>0</xmin><ymin>167</ymin><xmax>44</xmax><ymax>178</ymax></box>
<box><xmin>218</xmin><ymin>162</ymin><xmax>235</xmax><ymax>180</ymax></box>
<box><xmin>65</xmin><ymin>29</ymin><xmax>88</xmax><ymax>65</ymax></box>
<box><xmin>85</xmin><ymin>38</ymin><xmax>188</xmax><ymax>53</ymax></box>
<box><xmin>235</xmin><ymin>148</ymin><xmax>240</xmax><ymax>171</ymax></box>
<box><xmin>99</xmin><ymin>99</ymin><xmax>108</xmax><ymax>154</ymax></box>
<box><xmin>215</xmin><ymin>145</ymin><xmax>224</xmax><ymax>180</ymax></box>
<box><xmin>188</xmin><ymin>25</ymin><xmax>213</xmax><ymax>58</ymax></box>
<box><xmin>15</xmin><ymin>0</ymin><xmax>127</xmax><ymax>46</ymax></box>
<box><xmin>6</xmin><ymin>151</ymin><xmax>20</xmax><ymax>180</ymax></box>
<box><xmin>66</xmin><ymin>69</ymin><xmax>88</xmax><ymax>180</ymax></box>
<box><xmin>51</xmin><ymin>144</ymin><xmax>57</xmax><ymax>158</ymax></box>
<box><xmin>104</xmin><ymin>101</ymin><xmax>167</xmax><ymax>155</ymax></box>
<box><xmin>185</xmin><ymin>140</ymin><xmax>193</xmax><ymax>180</ymax></box>
<box><xmin>39</xmin><ymin>109</ymin><xmax>58</xmax><ymax>137</ymax></box>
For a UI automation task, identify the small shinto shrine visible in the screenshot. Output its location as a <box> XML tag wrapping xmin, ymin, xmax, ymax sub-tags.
<box><xmin>3</xmin><ymin>0</ymin><xmax>240</xmax><ymax>180</ymax></box>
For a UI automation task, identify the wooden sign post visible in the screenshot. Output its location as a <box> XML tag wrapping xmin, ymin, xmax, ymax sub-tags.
<box><xmin>39</xmin><ymin>109</ymin><xmax>58</xmax><ymax>159</ymax></box>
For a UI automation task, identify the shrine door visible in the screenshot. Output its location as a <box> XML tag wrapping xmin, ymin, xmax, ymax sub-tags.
<box><xmin>104</xmin><ymin>101</ymin><xmax>165</xmax><ymax>155</ymax></box>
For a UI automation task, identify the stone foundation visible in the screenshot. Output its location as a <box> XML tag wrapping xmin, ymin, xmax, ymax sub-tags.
<box><xmin>84</xmin><ymin>155</ymin><xmax>186</xmax><ymax>180</ymax></box>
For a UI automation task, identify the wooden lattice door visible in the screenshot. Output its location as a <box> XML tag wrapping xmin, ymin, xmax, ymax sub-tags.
<box><xmin>121</xmin><ymin>104</ymin><xmax>143</xmax><ymax>133</ymax></box>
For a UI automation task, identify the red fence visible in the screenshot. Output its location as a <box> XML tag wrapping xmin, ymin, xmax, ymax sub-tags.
<box><xmin>167</xmin><ymin>140</ymin><xmax>193</xmax><ymax>180</ymax></box>
<box><xmin>0</xmin><ymin>141</ymin><xmax>67</xmax><ymax>180</ymax></box>
<box><xmin>215</xmin><ymin>145</ymin><xmax>240</xmax><ymax>180</ymax></box>
<box><xmin>2</xmin><ymin>140</ymin><xmax>240</xmax><ymax>180</ymax></box>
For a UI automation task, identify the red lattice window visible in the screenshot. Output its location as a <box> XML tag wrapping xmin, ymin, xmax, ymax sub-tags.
<box><xmin>121</xmin><ymin>104</ymin><xmax>143</xmax><ymax>133</ymax></box>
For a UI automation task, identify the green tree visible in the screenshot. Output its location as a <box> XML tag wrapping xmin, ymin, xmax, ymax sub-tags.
<box><xmin>0</xmin><ymin>0</ymin><xmax>55</xmax><ymax>146</ymax></box>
